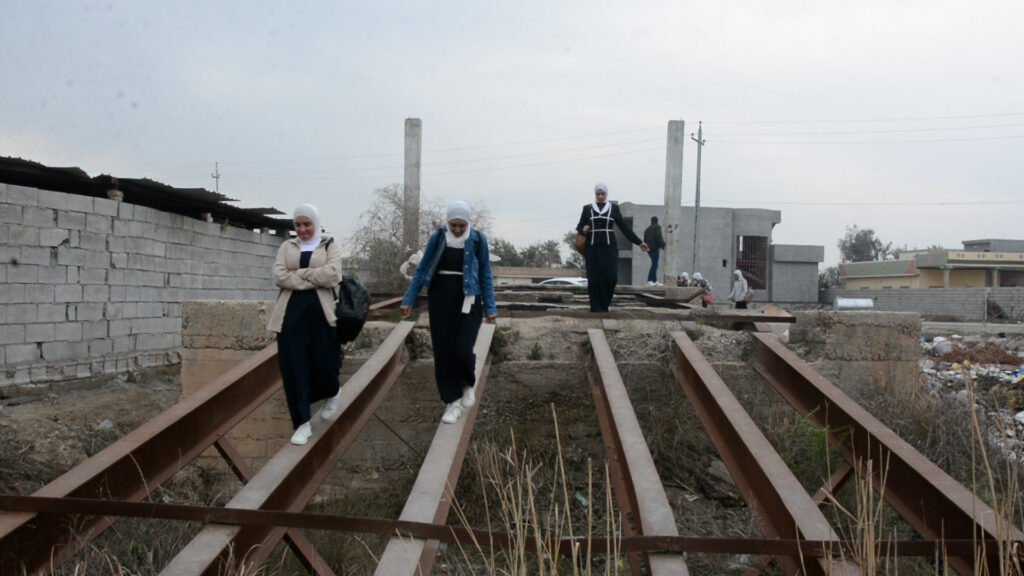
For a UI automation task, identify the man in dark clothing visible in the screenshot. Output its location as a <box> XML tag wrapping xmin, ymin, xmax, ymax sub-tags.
<box><xmin>642</xmin><ymin>216</ymin><xmax>666</xmax><ymax>285</ymax></box>
<box><xmin>576</xmin><ymin>182</ymin><xmax>649</xmax><ymax>312</ymax></box>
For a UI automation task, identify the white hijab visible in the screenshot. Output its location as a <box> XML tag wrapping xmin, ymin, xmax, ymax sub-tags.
<box><xmin>293</xmin><ymin>203</ymin><xmax>322</xmax><ymax>251</ymax></box>
<box><xmin>445</xmin><ymin>201</ymin><xmax>472</xmax><ymax>248</ymax></box>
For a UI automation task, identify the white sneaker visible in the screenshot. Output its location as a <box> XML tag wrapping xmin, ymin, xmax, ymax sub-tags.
<box><xmin>441</xmin><ymin>402</ymin><xmax>463</xmax><ymax>424</ymax></box>
<box><xmin>320</xmin><ymin>391</ymin><xmax>342</xmax><ymax>420</ymax></box>
<box><xmin>461</xmin><ymin>385</ymin><xmax>475</xmax><ymax>408</ymax></box>
<box><xmin>290</xmin><ymin>422</ymin><xmax>312</xmax><ymax>445</ymax></box>
<box><xmin>647</xmin><ymin>281</ymin><xmax>656</xmax><ymax>286</ymax></box>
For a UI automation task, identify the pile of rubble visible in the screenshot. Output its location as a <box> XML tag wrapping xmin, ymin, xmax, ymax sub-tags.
<box><xmin>919</xmin><ymin>334</ymin><xmax>1024</xmax><ymax>457</ymax></box>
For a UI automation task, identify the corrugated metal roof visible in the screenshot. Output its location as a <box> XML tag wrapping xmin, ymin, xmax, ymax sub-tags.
<box><xmin>0</xmin><ymin>156</ymin><xmax>292</xmax><ymax>234</ymax></box>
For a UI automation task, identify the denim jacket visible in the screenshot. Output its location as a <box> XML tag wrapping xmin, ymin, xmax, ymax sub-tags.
<box><xmin>401</xmin><ymin>227</ymin><xmax>497</xmax><ymax>316</ymax></box>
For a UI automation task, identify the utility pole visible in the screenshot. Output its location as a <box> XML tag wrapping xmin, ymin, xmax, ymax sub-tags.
<box><xmin>403</xmin><ymin>119</ymin><xmax>423</xmax><ymax>255</ymax></box>
<box><xmin>690</xmin><ymin>122</ymin><xmax>705</xmax><ymax>274</ymax></box>
<box><xmin>210</xmin><ymin>162</ymin><xmax>220</xmax><ymax>194</ymax></box>
<box><xmin>663</xmin><ymin>120</ymin><xmax>685</xmax><ymax>283</ymax></box>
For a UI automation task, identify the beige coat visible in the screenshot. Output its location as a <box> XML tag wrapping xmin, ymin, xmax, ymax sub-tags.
<box><xmin>266</xmin><ymin>235</ymin><xmax>342</xmax><ymax>333</ymax></box>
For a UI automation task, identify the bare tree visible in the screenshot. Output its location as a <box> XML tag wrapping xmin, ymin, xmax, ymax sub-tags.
<box><xmin>346</xmin><ymin>184</ymin><xmax>491</xmax><ymax>291</ymax></box>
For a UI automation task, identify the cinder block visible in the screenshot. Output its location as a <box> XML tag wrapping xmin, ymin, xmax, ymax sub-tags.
<box><xmin>74</xmin><ymin>303</ymin><xmax>105</xmax><ymax>321</ymax></box>
<box><xmin>137</xmin><ymin>333</ymin><xmax>175</xmax><ymax>351</ymax></box>
<box><xmin>7</xmin><ymin>303</ymin><xmax>37</xmax><ymax>323</ymax></box>
<box><xmin>7</xmin><ymin>264</ymin><xmax>39</xmax><ymax>283</ymax></box>
<box><xmin>111</xmin><ymin>253</ymin><xmax>128</xmax><ymax>269</ymax></box>
<box><xmin>137</xmin><ymin>302</ymin><xmax>163</xmax><ymax>317</ymax></box>
<box><xmin>25</xmin><ymin>285</ymin><xmax>55</xmax><ymax>304</ymax></box>
<box><xmin>83</xmin><ymin>284</ymin><xmax>109</xmax><ymax>302</ymax></box>
<box><xmin>0</xmin><ymin>283</ymin><xmax>26</xmax><ymax>302</ymax></box>
<box><xmin>25</xmin><ymin>323</ymin><xmax>54</xmax><ymax>342</ymax></box>
<box><xmin>108</xmin><ymin>283</ymin><xmax>126</xmax><ymax>300</ymax></box>
<box><xmin>126</xmin><ymin>237</ymin><xmax>166</xmax><ymax>257</ymax></box>
<box><xmin>85</xmin><ymin>213</ymin><xmax>111</xmax><ymax>234</ymax></box>
<box><xmin>83</xmin><ymin>321</ymin><xmax>108</xmax><ymax>339</ymax></box>
<box><xmin>41</xmin><ymin>190</ymin><xmax>92</xmax><ymax>212</ymax></box>
<box><xmin>0</xmin><ymin>324</ymin><xmax>26</xmax><ymax>345</ymax></box>
<box><xmin>7</xmin><ymin>185</ymin><xmax>38</xmax><ymax>206</ymax></box>
<box><xmin>57</xmin><ymin>246</ymin><xmax>87</xmax><ymax>266</ymax></box>
<box><xmin>40</xmin><ymin>228</ymin><xmax>70</xmax><ymax>247</ymax></box>
<box><xmin>57</xmin><ymin>211</ymin><xmax>86</xmax><ymax>230</ymax></box>
<box><xmin>6</xmin><ymin>343</ymin><xmax>40</xmax><ymax>364</ymax></box>
<box><xmin>9</xmin><ymin>225</ymin><xmax>40</xmax><ymax>245</ymax></box>
<box><xmin>55</xmin><ymin>284</ymin><xmax>83</xmax><ymax>303</ymax></box>
<box><xmin>80</xmin><ymin>268</ymin><xmax>108</xmax><ymax>284</ymax></box>
<box><xmin>37</xmin><ymin>304</ymin><xmax>67</xmax><ymax>322</ymax></box>
<box><xmin>22</xmin><ymin>206</ymin><xmax>55</xmax><ymax>228</ymax></box>
<box><xmin>117</xmin><ymin>202</ymin><xmax>133</xmax><ymax>219</ymax></box>
<box><xmin>107</xmin><ymin>236</ymin><xmax>125</xmax><ymax>252</ymax></box>
<box><xmin>19</xmin><ymin>246</ymin><xmax>50</xmax><ymax>266</ymax></box>
<box><xmin>94</xmin><ymin>197</ymin><xmax>118</xmax><ymax>216</ymax></box>
<box><xmin>132</xmin><ymin>317</ymin><xmax>165</xmax><ymax>334</ymax></box>
<box><xmin>89</xmin><ymin>338</ymin><xmax>113</xmax><ymax>355</ymax></box>
<box><xmin>55</xmin><ymin>322</ymin><xmax>83</xmax><ymax>341</ymax></box>
<box><xmin>84</xmin><ymin>250</ymin><xmax>110</xmax><ymax>269</ymax></box>
<box><xmin>41</xmin><ymin>340</ymin><xmax>88</xmax><ymax>361</ymax></box>
<box><xmin>67</xmin><ymin>265</ymin><xmax>79</xmax><ymax>283</ymax></box>
<box><xmin>112</xmin><ymin>335</ymin><xmax>135</xmax><ymax>353</ymax></box>
<box><xmin>78</xmin><ymin>231</ymin><xmax>107</xmax><ymax>251</ymax></box>
<box><xmin>109</xmin><ymin>319</ymin><xmax>132</xmax><ymax>336</ymax></box>
<box><xmin>0</xmin><ymin>203</ymin><xmax>23</xmax><ymax>224</ymax></box>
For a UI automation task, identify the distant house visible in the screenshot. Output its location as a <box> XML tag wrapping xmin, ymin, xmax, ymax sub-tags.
<box><xmin>840</xmin><ymin>239</ymin><xmax>1024</xmax><ymax>289</ymax></box>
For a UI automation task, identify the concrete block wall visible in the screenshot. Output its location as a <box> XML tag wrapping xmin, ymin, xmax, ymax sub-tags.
<box><xmin>824</xmin><ymin>287</ymin><xmax>1024</xmax><ymax>321</ymax></box>
<box><xmin>1</xmin><ymin>183</ymin><xmax>283</xmax><ymax>393</ymax></box>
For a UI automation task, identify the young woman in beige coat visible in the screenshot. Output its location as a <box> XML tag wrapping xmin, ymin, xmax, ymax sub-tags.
<box><xmin>266</xmin><ymin>204</ymin><xmax>343</xmax><ymax>445</ymax></box>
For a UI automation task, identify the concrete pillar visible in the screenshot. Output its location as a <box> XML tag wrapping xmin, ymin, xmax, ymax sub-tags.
<box><xmin>662</xmin><ymin>120</ymin><xmax>685</xmax><ymax>282</ymax></box>
<box><xmin>942</xmin><ymin>267</ymin><xmax>951</xmax><ymax>288</ymax></box>
<box><xmin>403</xmin><ymin>118</ymin><xmax>422</xmax><ymax>255</ymax></box>
<box><xmin>993</xmin><ymin>268</ymin><xmax>1001</xmax><ymax>287</ymax></box>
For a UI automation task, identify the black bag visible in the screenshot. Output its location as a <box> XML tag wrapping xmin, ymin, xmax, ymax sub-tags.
<box><xmin>334</xmin><ymin>277</ymin><xmax>370</xmax><ymax>343</ymax></box>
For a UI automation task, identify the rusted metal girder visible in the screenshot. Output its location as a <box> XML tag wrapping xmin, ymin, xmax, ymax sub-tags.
<box><xmin>671</xmin><ymin>331</ymin><xmax>859</xmax><ymax>576</ymax></box>
<box><xmin>588</xmin><ymin>328</ymin><xmax>690</xmax><ymax>575</ymax></box>
<box><xmin>750</xmin><ymin>331</ymin><xmax>1024</xmax><ymax>576</ymax></box>
<box><xmin>160</xmin><ymin>321</ymin><xmax>415</xmax><ymax>575</ymax></box>
<box><xmin>213</xmin><ymin>438</ymin><xmax>336</xmax><ymax>576</ymax></box>
<box><xmin>374</xmin><ymin>324</ymin><xmax>495</xmax><ymax>575</ymax></box>
<box><xmin>0</xmin><ymin>342</ymin><xmax>283</xmax><ymax>575</ymax></box>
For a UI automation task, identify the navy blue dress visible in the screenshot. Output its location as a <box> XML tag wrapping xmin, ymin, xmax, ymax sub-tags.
<box><xmin>427</xmin><ymin>245</ymin><xmax>483</xmax><ymax>404</ymax></box>
<box><xmin>277</xmin><ymin>250</ymin><xmax>342</xmax><ymax>428</ymax></box>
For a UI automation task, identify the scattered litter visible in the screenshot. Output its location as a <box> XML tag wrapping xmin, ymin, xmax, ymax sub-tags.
<box><xmin>574</xmin><ymin>492</ymin><xmax>589</xmax><ymax>508</ymax></box>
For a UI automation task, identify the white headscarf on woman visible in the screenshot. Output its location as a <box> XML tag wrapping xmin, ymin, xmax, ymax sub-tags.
<box><xmin>293</xmin><ymin>203</ymin><xmax>322</xmax><ymax>251</ymax></box>
<box><xmin>445</xmin><ymin>201</ymin><xmax>472</xmax><ymax>248</ymax></box>
<box><xmin>692</xmin><ymin>272</ymin><xmax>703</xmax><ymax>281</ymax></box>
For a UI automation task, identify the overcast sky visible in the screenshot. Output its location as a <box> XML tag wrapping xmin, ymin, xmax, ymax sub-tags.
<box><xmin>3</xmin><ymin>1</ymin><xmax>1022</xmax><ymax>266</ymax></box>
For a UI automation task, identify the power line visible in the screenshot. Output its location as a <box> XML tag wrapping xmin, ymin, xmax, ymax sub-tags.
<box><xmin>714</xmin><ymin>122</ymin><xmax>1024</xmax><ymax>137</ymax></box>
<box><xmin>705</xmin><ymin>112</ymin><xmax>1024</xmax><ymax>125</ymax></box>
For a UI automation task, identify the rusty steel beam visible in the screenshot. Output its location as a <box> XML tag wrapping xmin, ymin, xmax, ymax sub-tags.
<box><xmin>212</xmin><ymin>438</ymin><xmax>335</xmax><ymax>576</ymax></box>
<box><xmin>750</xmin><ymin>332</ymin><xmax>1024</xmax><ymax>576</ymax></box>
<box><xmin>588</xmin><ymin>329</ymin><xmax>690</xmax><ymax>575</ymax></box>
<box><xmin>671</xmin><ymin>331</ymin><xmax>859</xmax><ymax>576</ymax></box>
<box><xmin>160</xmin><ymin>321</ymin><xmax>415</xmax><ymax>575</ymax></box>
<box><xmin>589</xmin><ymin>370</ymin><xmax>645</xmax><ymax>576</ymax></box>
<box><xmin>0</xmin><ymin>343</ymin><xmax>283</xmax><ymax>575</ymax></box>
<box><xmin>374</xmin><ymin>324</ymin><xmax>495</xmax><ymax>575</ymax></box>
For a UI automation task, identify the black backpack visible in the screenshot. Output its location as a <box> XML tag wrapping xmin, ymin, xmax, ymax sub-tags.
<box><xmin>334</xmin><ymin>277</ymin><xmax>370</xmax><ymax>343</ymax></box>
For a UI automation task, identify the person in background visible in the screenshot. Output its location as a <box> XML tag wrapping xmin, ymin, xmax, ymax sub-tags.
<box><xmin>401</xmin><ymin>201</ymin><xmax>498</xmax><ymax>425</ymax></box>
<box><xmin>728</xmin><ymin>269</ymin><xmax>749</xmax><ymax>309</ymax></box>
<box><xmin>643</xmin><ymin>216</ymin><xmax>666</xmax><ymax>285</ymax></box>
<box><xmin>692</xmin><ymin>272</ymin><xmax>712</xmax><ymax>308</ymax></box>
<box><xmin>576</xmin><ymin>182</ymin><xmax>649</xmax><ymax>312</ymax></box>
<box><xmin>677</xmin><ymin>271</ymin><xmax>690</xmax><ymax>287</ymax></box>
<box><xmin>267</xmin><ymin>204</ymin><xmax>343</xmax><ymax>446</ymax></box>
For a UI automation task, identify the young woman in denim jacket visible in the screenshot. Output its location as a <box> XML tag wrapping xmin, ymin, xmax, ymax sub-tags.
<box><xmin>400</xmin><ymin>201</ymin><xmax>497</xmax><ymax>424</ymax></box>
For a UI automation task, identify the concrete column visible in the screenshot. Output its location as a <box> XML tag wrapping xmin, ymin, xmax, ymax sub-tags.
<box><xmin>993</xmin><ymin>268</ymin><xmax>1001</xmax><ymax>287</ymax></box>
<box><xmin>403</xmin><ymin>118</ymin><xmax>422</xmax><ymax>255</ymax></box>
<box><xmin>662</xmin><ymin>120</ymin><xmax>685</xmax><ymax>282</ymax></box>
<box><xmin>942</xmin><ymin>267</ymin><xmax>951</xmax><ymax>288</ymax></box>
